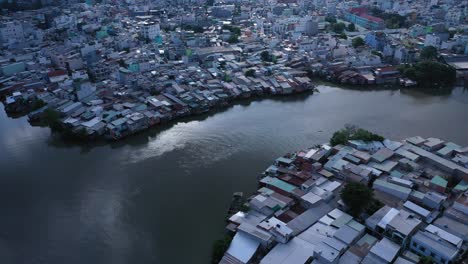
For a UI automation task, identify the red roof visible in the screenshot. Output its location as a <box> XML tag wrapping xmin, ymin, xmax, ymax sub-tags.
<box><xmin>349</xmin><ymin>7</ymin><xmax>368</xmax><ymax>15</ymax></box>
<box><xmin>348</xmin><ymin>7</ymin><xmax>384</xmax><ymax>23</ymax></box>
<box><xmin>376</xmin><ymin>66</ymin><xmax>398</xmax><ymax>73</ymax></box>
<box><xmin>361</xmin><ymin>14</ymin><xmax>384</xmax><ymax>23</ymax></box>
<box><xmin>47</xmin><ymin>70</ymin><xmax>67</xmax><ymax>78</ymax></box>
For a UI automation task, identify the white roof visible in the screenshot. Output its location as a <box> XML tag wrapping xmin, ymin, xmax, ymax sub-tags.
<box><xmin>403</xmin><ymin>201</ymin><xmax>430</xmax><ymax>218</ymax></box>
<box><xmin>383</xmin><ymin>139</ymin><xmax>403</xmax><ymax>151</ymax></box>
<box><xmin>301</xmin><ymin>192</ymin><xmax>322</xmax><ymax>205</ymax></box>
<box><xmin>425</xmin><ymin>224</ymin><xmax>463</xmax><ymax>247</ymax></box>
<box><xmin>228</xmin><ymin>210</ymin><xmax>267</xmax><ymax>226</ymax></box>
<box><xmin>320</xmin><ymin>180</ymin><xmax>341</xmax><ymax>192</ymax></box>
<box><xmin>260</xmin><ymin>237</ymin><xmax>314</xmax><ymax>264</ymax></box>
<box><xmin>82</xmin><ymin>117</ymin><xmax>102</xmax><ymax>128</ymax></box>
<box><xmin>305</xmin><ymin>148</ymin><xmax>318</xmax><ymax>159</ymax></box>
<box><xmin>226</xmin><ymin>232</ymin><xmax>260</xmax><ymax>263</ymax></box>
<box><xmin>328</xmin><ymin>208</ymin><xmax>345</xmax><ymax>220</ymax></box>
<box><xmin>370</xmin><ymin>238</ymin><xmax>400</xmax><ymax>263</ymax></box>
<box><xmin>319</xmin><ymin>215</ymin><xmax>335</xmax><ymax>226</ymax></box>
<box><xmin>63</xmin><ymin>117</ymin><xmax>79</xmax><ymax>124</ymax></box>
<box><xmin>377</xmin><ymin>208</ymin><xmax>399</xmax><ymax>229</ymax></box>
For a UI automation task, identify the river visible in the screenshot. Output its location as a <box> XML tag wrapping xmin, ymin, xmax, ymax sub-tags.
<box><xmin>0</xmin><ymin>85</ymin><xmax>467</xmax><ymax>264</ymax></box>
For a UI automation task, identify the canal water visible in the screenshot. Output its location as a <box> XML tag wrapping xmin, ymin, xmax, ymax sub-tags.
<box><xmin>0</xmin><ymin>86</ymin><xmax>467</xmax><ymax>264</ymax></box>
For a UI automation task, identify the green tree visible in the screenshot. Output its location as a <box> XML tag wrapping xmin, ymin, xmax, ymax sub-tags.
<box><xmin>338</xmin><ymin>32</ymin><xmax>348</xmax><ymax>39</ymax></box>
<box><xmin>31</xmin><ymin>99</ymin><xmax>46</xmax><ymax>111</ymax></box>
<box><xmin>420</xmin><ymin>46</ymin><xmax>438</xmax><ymax>61</ymax></box>
<box><xmin>332</xmin><ymin>22</ymin><xmax>346</xmax><ymax>33</ymax></box>
<box><xmin>347</xmin><ymin>23</ymin><xmax>356</xmax><ymax>32</ymax></box>
<box><xmin>223</xmin><ymin>25</ymin><xmax>241</xmax><ymax>35</ymax></box>
<box><xmin>399</xmin><ymin>61</ymin><xmax>456</xmax><ymax>88</ymax></box>
<box><xmin>325</xmin><ymin>16</ymin><xmax>337</xmax><ymax>24</ymax></box>
<box><xmin>42</xmin><ymin>108</ymin><xmax>62</xmax><ymax>131</ymax></box>
<box><xmin>227</xmin><ymin>34</ymin><xmax>239</xmax><ymax>43</ymax></box>
<box><xmin>245</xmin><ymin>69</ymin><xmax>255</xmax><ymax>77</ymax></box>
<box><xmin>330</xmin><ymin>125</ymin><xmax>384</xmax><ymax>146</ymax></box>
<box><xmin>341</xmin><ymin>183</ymin><xmax>375</xmax><ymax>217</ymax></box>
<box><xmin>419</xmin><ymin>256</ymin><xmax>434</xmax><ymax>264</ymax></box>
<box><xmin>240</xmin><ymin>204</ymin><xmax>250</xmax><ymax>212</ymax></box>
<box><xmin>260</xmin><ymin>50</ymin><xmax>271</xmax><ymax>61</ymax></box>
<box><xmin>211</xmin><ymin>235</ymin><xmax>233</xmax><ymax>264</ymax></box>
<box><xmin>352</xmin><ymin>37</ymin><xmax>365</xmax><ymax>48</ymax></box>
<box><xmin>330</xmin><ymin>129</ymin><xmax>350</xmax><ymax>146</ymax></box>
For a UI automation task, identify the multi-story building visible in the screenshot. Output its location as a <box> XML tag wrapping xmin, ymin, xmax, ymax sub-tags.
<box><xmin>0</xmin><ymin>21</ymin><xmax>24</xmax><ymax>44</ymax></box>
<box><xmin>138</xmin><ymin>21</ymin><xmax>161</xmax><ymax>41</ymax></box>
<box><xmin>344</xmin><ymin>7</ymin><xmax>385</xmax><ymax>30</ymax></box>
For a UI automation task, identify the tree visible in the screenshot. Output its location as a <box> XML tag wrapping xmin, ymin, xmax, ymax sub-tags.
<box><xmin>419</xmin><ymin>256</ymin><xmax>434</xmax><ymax>264</ymax></box>
<box><xmin>399</xmin><ymin>61</ymin><xmax>456</xmax><ymax>88</ymax></box>
<box><xmin>341</xmin><ymin>183</ymin><xmax>374</xmax><ymax>217</ymax></box>
<box><xmin>260</xmin><ymin>50</ymin><xmax>271</xmax><ymax>61</ymax></box>
<box><xmin>352</xmin><ymin>37</ymin><xmax>365</xmax><ymax>48</ymax></box>
<box><xmin>420</xmin><ymin>46</ymin><xmax>438</xmax><ymax>61</ymax></box>
<box><xmin>338</xmin><ymin>32</ymin><xmax>348</xmax><ymax>39</ymax></box>
<box><xmin>330</xmin><ymin>125</ymin><xmax>384</xmax><ymax>146</ymax></box>
<box><xmin>325</xmin><ymin>16</ymin><xmax>337</xmax><ymax>24</ymax></box>
<box><xmin>245</xmin><ymin>69</ymin><xmax>255</xmax><ymax>77</ymax></box>
<box><xmin>227</xmin><ymin>34</ymin><xmax>239</xmax><ymax>43</ymax></box>
<box><xmin>211</xmin><ymin>235</ymin><xmax>233</xmax><ymax>264</ymax></box>
<box><xmin>223</xmin><ymin>25</ymin><xmax>241</xmax><ymax>35</ymax></box>
<box><xmin>31</xmin><ymin>99</ymin><xmax>46</xmax><ymax>111</ymax></box>
<box><xmin>42</xmin><ymin>108</ymin><xmax>62</xmax><ymax>131</ymax></box>
<box><xmin>240</xmin><ymin>204</ymin><xmax>250</xmax><ymax>212</ymax></box>
<box><xmin>332</xmin><ymin>22</ymin><xmax>346</xmax><ymax>33</ymax></box>
<box><xmin>347</xmin><ymin>23</ymin><xmax>356</xmax><ymax>32</ymax></box>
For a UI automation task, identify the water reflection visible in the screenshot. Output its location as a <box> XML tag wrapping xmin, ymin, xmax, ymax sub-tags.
<box><xmin>0</xmin><ymin>86</ymin><xmax>468</xmax><ymax>264</ymax></box>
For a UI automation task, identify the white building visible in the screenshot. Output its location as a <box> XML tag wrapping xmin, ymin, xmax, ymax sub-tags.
<box><xmin>424</xmin><ymin>34</ymin><xmax>441</xmax><ymax>48</ymax></box>
<box><xmin>138</xmin><ymin>21</ymin><xmax>160</xmax><ymax>40</ymax></box>
<box><xmin>410</xmin><ymin>225</ymin><xmax>463</xmax><ymax>264</ymax></box>
<box><xmin>0</xmin><ymin>21</ymin><xmax>24</xmax><ymax>44</ymax></box>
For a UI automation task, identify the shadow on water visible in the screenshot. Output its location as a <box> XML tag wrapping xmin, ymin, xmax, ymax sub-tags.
<box><xmin>45</xmin><ymin>92</ymin><xmax>314</xmax><ymax>151</ymax></box>
<box><xmin>314</xmin><ymin>78</ymin><xmax>462</xmax><ymax>98</ymax></box>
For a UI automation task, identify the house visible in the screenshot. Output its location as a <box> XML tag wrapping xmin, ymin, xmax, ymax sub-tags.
<box><xmin>371</xmin><ymin>148</ymin><xmax>394</xmax><ymax>163</ymax></box>
<box><xmin>429</xmin><ymin>175</ymin><xmax>448</xmax><ymax>193</ymax></box>
<box><xmin>361</xmin><ymin>237</ymin><xmax>400</xmax><ymax>264</ymax></box>
<box><xmin>48</xmin><ymin>70</ymin><xmax>69</xmax><ymax>83</ymax></box>
<box><xmin>366</xmin><ymin>206</ymin><xmax>422</xmax><ymax>246</ymax></box>
<box><xmin>410</xmin><ymin>225</ymin><xmax>463</xmax><ymax>264</ymax></box>
<box><xmin>422</xmin><ymin>138</ymin><xmax>445</xmax><ymax>152</ymax></box>
<box><xmin>373</xmin><ymin>179</ymin><xmax>412</xmax><ymax>200</ymax></box>
<box><xmin>220</xmin><ymin>231</ymin><xmax>260</xmax><ymax>264</ymax></box>
<box><xmin>258</xmin><ymin>217</ymin><xmax>293</xmax><ymax>244</ymax></box>
<box><xmin>422</xmin><ymin>192</ymin><xmax>446</xmax><ymax>210</ymax></box>
<box><xmin>365</xmin><ymin>32</ymin><xmax>388</xmax><ymax>51</ymax></box>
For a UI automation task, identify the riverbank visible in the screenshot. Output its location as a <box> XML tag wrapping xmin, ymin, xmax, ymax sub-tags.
<box><xmin>1</xmin><ymin>86</ymin><xmax>468</xmax><ymax>264</ymax></box>
<box><xmin>2</xmin><ymin>84</ymin><xmax>315</xmax><ymax>142</ymax></box>
<box><xmin>218</xmin><ymin>133</ymin><xmax>468</xmax><ymax>264</ymax></box>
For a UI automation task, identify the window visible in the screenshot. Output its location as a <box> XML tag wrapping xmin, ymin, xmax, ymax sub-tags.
<box><xmin>419</xmin><ymin>245</ymin><xmax>425</xmax><ymax>251</ymax></box>
<box><xmin>412</xmin><ymin>242</ymin><xmax>418</xmax><ymax>247</ymax></box>
<box><xmin>430</xmin><ymin>252</ymin><xmax>436</xmax><ymax>258</ymax></box>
